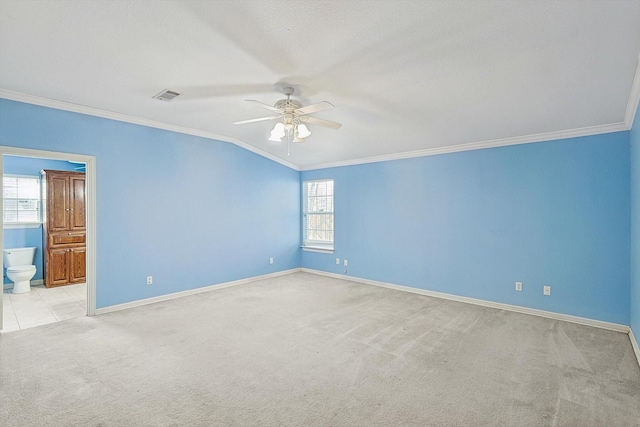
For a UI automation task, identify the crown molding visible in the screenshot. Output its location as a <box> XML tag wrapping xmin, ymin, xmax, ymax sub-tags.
<box><xmin>0</xmin><ymin>89</ymin><xmax>300</xmax><ymax>171</ymax></box>
<box><xmin>1</xmin><ymin>87</ymin><xmax>634</xmax><ymax>174</ymax></box>
<box><xmin>624</xmin><ymin>53</ymin><xmax>640</xmax><ymax>129</ymax></box>
<box><xmin>300</xmin><ymin>121</ymin><xmax>628</xmax><ymax>171</ymax></box>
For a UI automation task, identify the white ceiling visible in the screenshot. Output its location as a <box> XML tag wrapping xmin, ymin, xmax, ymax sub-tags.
<box><xmin>1</xmin><ymin>0</ymin><xmax>639</xmax><ymax>170</ymax></box>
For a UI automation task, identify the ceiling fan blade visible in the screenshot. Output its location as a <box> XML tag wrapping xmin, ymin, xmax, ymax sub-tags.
<box><xmin>299</xmin><ymin>115</ymin><xmax>342</xmax><ymax>129</ymax></box>
<box><xmin>295</xmin><ymin>101</ymin><xmax>334</xmax><ymax>115</ymax></box>
<box><xmin>245</xmin><ymin>100</ymin><xmax>281</xmax><ymax>113</ymax></box>
<box><xmin>233</xmin><ymin>115</ymin><xmax>281</xmax><ymax>125</ymax></box>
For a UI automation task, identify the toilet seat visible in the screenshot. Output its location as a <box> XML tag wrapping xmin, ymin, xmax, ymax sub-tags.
<box><xmin>7</xmin><ymin>265</ymin><xmax>36</xmax><ymax>273</ymax></box>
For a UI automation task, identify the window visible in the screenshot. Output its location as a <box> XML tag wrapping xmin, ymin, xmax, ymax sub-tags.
<box><xmin>3</xmin><ymin>175</ymin><xmax>41</xmax><ymax>226</ymax></box>
<box><xmin>303</xmin><ymin>179</ymin><xmax>334</xmax><ymax>251</ymax></box>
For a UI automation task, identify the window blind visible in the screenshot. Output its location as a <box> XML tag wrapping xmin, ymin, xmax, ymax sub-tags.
<box><xmin>3</xmin><ymin>175</ymin><xmax>41</xmax><ymax>223</ymax></box>
<box><xmin>303</xmin><ymin>179</ymin><xmax>334</xmax><ymax>249</ymax></box>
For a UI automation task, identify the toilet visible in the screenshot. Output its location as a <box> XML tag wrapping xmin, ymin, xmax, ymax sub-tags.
<box><xmin>3</xmin><ymin>247</ymin><xmax>37</xmax><ymax>294</ymax></box>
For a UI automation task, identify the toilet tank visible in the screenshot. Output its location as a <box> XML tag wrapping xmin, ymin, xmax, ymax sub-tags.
<box><xmin>3</xmin><ymin>247</ymin><xmax>37</xmax><ymax>267</ymax></box>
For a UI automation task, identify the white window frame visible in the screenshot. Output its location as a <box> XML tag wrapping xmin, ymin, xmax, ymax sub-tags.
<box><xmin>3</xmin><ymin>174</ymin><xmax>42</xmax><ymax>229</ymax></box>
<box><xmin>302</xmin><ymin>179</ymin><xmax>334</xmax><ymax>253</ymax></box>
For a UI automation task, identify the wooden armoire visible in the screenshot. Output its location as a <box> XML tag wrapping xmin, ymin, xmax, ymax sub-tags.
<box><xmin>41</xmin><ymin>170</ymin><xmax>86</xmax><ymax>287</ymax></box>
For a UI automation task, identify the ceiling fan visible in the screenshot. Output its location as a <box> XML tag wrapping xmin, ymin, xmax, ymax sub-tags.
<box><xmin>233</xmin><ymin>87</ymin><xmax>342</xmax><ymax>145</ymax></box>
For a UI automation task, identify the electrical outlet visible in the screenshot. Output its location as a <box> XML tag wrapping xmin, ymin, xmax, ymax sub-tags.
<box><xmin>515</xmin><ymin>281</ymin><xmax>522</xmax><ymax>291</ymax></box>
<box><xmin>146</xmin><ymin>276</ymin><xmax>153</xmax><ymax>285</ymax></box>
<box><xmin>336</xmin><ymin>258</ymin><xmax>340</xmax><ymax>265</ymax></box>
<box><xmin>344</xmin><ymin>260</ymin><xmax>348</xmax><ymax>266</ymax></box>
<box><xmin>543</xmin><ymin>285</ymin><xmax>551</xmax><ymax>296</ymax></box>
<box><xmin>269</xmin><ymin>257</ymin><xmax>273</xmax><ymax>265</ymax></box>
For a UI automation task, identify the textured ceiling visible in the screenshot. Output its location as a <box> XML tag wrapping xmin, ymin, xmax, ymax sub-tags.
<box><xmin>1</xmin><ymin>0</ymin><xmax>639</xmax><ymax>170</ymax></box>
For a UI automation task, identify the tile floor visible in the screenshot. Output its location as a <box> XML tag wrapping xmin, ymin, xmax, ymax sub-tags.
<box><xmin>2</xmin><ymin>282</ymin><xmax>86</xmax><ymax>332</ymax></box>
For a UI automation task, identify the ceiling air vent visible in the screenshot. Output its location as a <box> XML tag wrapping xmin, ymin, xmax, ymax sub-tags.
<box><xmin>152</xmin><ymin>89</ymin><xmax>181</xmax><ymax>102</ymax></box>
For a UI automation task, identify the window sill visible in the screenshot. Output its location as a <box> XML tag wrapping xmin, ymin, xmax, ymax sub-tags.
<box><xmin>301</xmin><ymin>246</ymin><xmax>334</xmax><ymax>254</ymax></box>
<box><xmin>3</xmin><ymin>222</ymin><xmax>42</xmax><ymax>229</ymax></box>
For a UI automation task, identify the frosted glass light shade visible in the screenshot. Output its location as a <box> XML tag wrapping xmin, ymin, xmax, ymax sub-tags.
<box><xmin>269</xmin><ymin>122</ymin><xmax>285</xmax><ymax>142</ymax></box>
<box><xmin>297</xmin><ymin>124</ymin><xmax>311</xmax><ymax>138</ymax></box>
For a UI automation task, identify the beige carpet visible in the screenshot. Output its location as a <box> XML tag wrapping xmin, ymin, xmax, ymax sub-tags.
<box><xmin>1</xmin><ymin>272</ymin><xmax>639</xmax><ymax>426</ymax></box>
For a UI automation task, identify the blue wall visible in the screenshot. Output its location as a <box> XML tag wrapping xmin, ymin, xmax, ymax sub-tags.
<box><xmin>3</xmin><ymin>156</ymin><xmax>79</xmax><ymax>284</ymax></box>
<box><xmin>0</xmin><ymin>99</ymin><xmax>301</xmax><ymax>308</ymax></box>
<box><xmin>631</xmin><ymin>103</ymin><xmax>640</xmax><ymax>336</ymax></box>
<box><xmin>301</xmin><ymin>133</ymin><xmax>631</xmax><ymax>325</ymax></box>
<box><xmin>0</xmin><ymin>97</ymin><xmax>633</xmax><ymax>326</ymax></box>
<box><xmin>3</xmin><ymin>155</ymin><xmax>79</xmax><ymax>175</ymax></box>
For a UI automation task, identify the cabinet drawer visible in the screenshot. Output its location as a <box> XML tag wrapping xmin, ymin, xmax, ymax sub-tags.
<box><xmin>49</xmin><ymin>232</ymin><xmax>86</xmax><ymax>246</ymax></box>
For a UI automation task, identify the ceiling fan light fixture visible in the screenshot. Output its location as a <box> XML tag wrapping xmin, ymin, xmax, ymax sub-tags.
<box><xmin>269</xmin><ymin>122</ymin><xmax>285</xmax><ymax>142</ymax></box>
<box><xmin>297</xmin><ymin>124</ymin><xmax>311</xmax><ymax>138</ymax></box>
<box><xmin>235</xmin><ymin>87</ymin><xmax>341</xmax><ymax>147</ymax></box>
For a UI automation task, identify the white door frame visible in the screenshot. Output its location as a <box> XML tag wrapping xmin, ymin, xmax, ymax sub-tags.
<box><xmin>0</xmin><ymin>146</ymin><xmax>97</xmax><ymax>331</ymax></box>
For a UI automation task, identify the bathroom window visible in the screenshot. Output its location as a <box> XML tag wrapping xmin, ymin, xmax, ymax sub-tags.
<box><xmin>3</xmin><ymin>175</ymin><xmax>41</xmax><ymax>226</ymax></box>
<box><xmin>302</xmin><ymin>179</ymin><xmax>334</xmax><ymax>252</ymax></box>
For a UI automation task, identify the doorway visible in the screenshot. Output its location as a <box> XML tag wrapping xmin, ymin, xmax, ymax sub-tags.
<box><xmin>0</xmin><ymin>146</ymin><xmax>96</xmax><ymax>332</ymax></box>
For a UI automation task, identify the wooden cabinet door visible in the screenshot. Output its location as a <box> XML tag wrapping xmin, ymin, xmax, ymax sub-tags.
<box><xmin>47</xmin><ymin>248</ymin><xmax>71</xmax><ymax>286</ymax></box>
<box><xmin>48</xmin><ymin>175</ymin><xmax>70</xmax><ymax>232</ymax></box>
<box><xmin>43</xmin><ymin>170</ymin><xmax>87</xmax><ymax>288</ymax></box>
<box><xmin>69</xmin><ymin>175</ymin><xmax>86</xmax><ymax>231</ymax></box>
<box><xmin>70</xmin><ymin>247</ymin><xmax>86</xmax><ymax>283</ymax></box>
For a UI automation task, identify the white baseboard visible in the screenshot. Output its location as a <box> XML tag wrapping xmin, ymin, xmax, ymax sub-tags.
<box><xmin>3</xmin><ymin>279</ymin><xmax>44</xmax><ymax>290</ymax></box>
<box><xmin>301</xmin><ymin>268</ymin><xmax>630</xmax><ymax>334</ymax></box>
<box><xmin>630</xmin><ymin>328</ymin><xmax>640</xmax><ymax>368</ymax></box>
<box><xmin>95</xmin><ymin>269</ymin><xmax>301</xmax><ymax>315</ymax></box>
